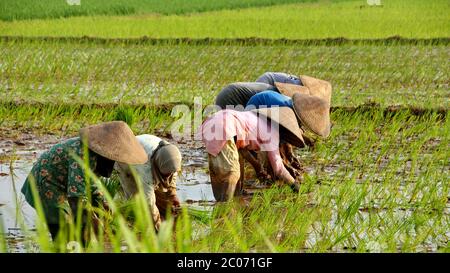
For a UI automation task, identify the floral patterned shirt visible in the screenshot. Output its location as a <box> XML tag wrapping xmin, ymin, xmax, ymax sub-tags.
<box><xmin>21</xmin><ymin>137</ymin><xmax>102</xmax><ymax>224</ymax></box>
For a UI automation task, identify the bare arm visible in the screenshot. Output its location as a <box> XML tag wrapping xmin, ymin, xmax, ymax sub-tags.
<box><xmin>239</xmin><ymin>149</ymin><xmax>271</xmax><ymax>180</ymax></box>
<box><xmin>267</xmin><ymin>149</ymin><xmax>295</xmax><ymax>185</ymax></box>
<box><xmin>147</xmin><ymin>189</ymin><xmax>162</xmax><ymax>231</ymax></box>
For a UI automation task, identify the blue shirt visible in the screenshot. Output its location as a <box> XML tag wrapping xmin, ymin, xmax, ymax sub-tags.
<box><xmin>245</xmin><ymin>90</ymin><xmax>293</xmax><ymax>110</ymax></box>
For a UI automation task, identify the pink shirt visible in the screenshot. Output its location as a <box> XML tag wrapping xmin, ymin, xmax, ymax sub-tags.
<box><xmin>200</xmin><ymin>110</ymin><xmax>293</xmax><ymax>182</ymax></box>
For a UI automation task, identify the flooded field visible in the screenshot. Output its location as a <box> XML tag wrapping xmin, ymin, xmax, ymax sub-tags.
<box><xmin>0</xmin><ymin>0</ymin><xmax>448</xmax><ymax>255</ymax></box>
<box><xmin>1</xmin><ymin>109</ymin><xmax>449</xmax><ymax>253</ymax></box>
<box><xmin>0</xmin><ymin>134</ymin><xmax>216</xmax><ymax>252</ymax></box>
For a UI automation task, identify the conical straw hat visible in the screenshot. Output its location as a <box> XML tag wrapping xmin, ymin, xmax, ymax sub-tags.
<box><xmin>299</xmin><ymin>75</ymin><xmax>332</xmax><ymax>104</ymax></box>
<box><xmin>292</xmin><ymin>93</ymin><xmax>331</xmax><ymax>138</ymax></box>
<box><xmin>251</xmin><ymin>107</ymin><xmax>305</xmax><ymax>148</ymax></box>
<box><xmin>275</xmin><ymin>75</ymin><xmax>332</xmax><ymax>105</ymax></box>
<box><xmin>275</xmin><ymin>82</ymin><xmax>310</xmax><ymax>98</ymax></box>
<box><xmin>79</xmin><ymin>121</ymin><xmax>148</xmax><ymax>164</ymax></box>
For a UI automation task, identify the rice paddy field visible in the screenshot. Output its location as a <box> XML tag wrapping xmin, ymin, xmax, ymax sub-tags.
<box><xmin>0</xmin><ymin>0</ymin><xmax>449</xmax><ymax>253</ymax></box>
<box><xmin>1</xmin><ymin>0</ymin><xmax>448</xmax><ymax>38</ymax></box>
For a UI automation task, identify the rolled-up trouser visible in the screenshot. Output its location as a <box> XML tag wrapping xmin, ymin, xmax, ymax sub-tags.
<box><xmin>208</xmin><ymin>140</ymin><xmax>244</xmax><ymax>201</ymax></box>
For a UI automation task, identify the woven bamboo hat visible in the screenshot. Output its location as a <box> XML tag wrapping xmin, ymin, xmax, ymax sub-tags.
<box><xmin>251</xmin><ymin>107</ymin><xmax>305</xmax><ymax>148</ymax></box>
<box><xmin>274</xmin><ymin>75</ymin><xmax>332</xmax><ymax>105</ymax></box>
<box><xmin>292</xmin><ymin>93</ymin><xmax>331</xmax><ymax>138</ymax></box>
<box><xmin>79</xmin><ymin>121</ymin><xmax>148</xmax><ymax>164</ymax></box>
<box><xmin>275</xmin><ymin>82</ymin><xmax>309</xmax><ymax>97</ymax></box>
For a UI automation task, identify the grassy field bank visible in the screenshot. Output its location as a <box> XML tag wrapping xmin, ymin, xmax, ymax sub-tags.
<box><xmin>0</xmin><ymin>0</ymin><xmax>316</xmax><ymax>21</ymax></box>
<box><xmin>1</xmin><ymin>0</ymin><xmax>448</xmax><ymax>39</ymax></box>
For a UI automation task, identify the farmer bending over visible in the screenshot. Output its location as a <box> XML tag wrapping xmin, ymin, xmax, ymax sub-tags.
<box><xmin>200</xmin><ymin>107</ymin><xmax>305</xmax><ymax>201</ymax></box>
<box><xmin>215</xmin><ymin>72</ymin><xmax>331</xmax><ymax>110</ymax></box>
<box><xmin>245</xmin><ymin>90</ymin><xmax>332</xmax><ymax>180</ymax></box>
<box><xmin>246</xmin><ymin>90</ymin><xmax>331</xmax><ymax>138</ymax></box>
<box><xmin>21</xmin><ymin>121</ymin><xmax>147</xmax><ymax>241</ymax></box>
<box><xmin>115</xmin><ymin>134</ymin><xmax>182</xmax><ymax>230</ymax></box>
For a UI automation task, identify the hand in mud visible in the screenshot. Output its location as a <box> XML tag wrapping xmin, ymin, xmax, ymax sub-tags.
<box><xmin>287</xmin><ymin>153</ymin><xmax>302</xmax><ymax>169</ymax></box>
<box><xmin>285</xmin><ymin>164</ymin><xmax>300</xmax><ymax>179</ymax></box>
<box><xmin>171</xmin><ymin>196</ymin><xmax>181</xmax><ymax>217</ymax></box>
<box><xmin>291</xmin><ymin>158</ymin><xmax>303</xmax><ymax>170</ymax></box>
<box><xmin>290</xmin><ymin>183</ymin><xmax>300</xmax><ymax>193</ymax></box>
<box><xmin>257</xmin><ymin>169</ymin><xmax>272</xmax><ymax>182</ymax></box>
<box><xmin>172</xmin><ymin>195</ymin><xmax>181</xmax><ymax>208</ymax></box>
<box><xmin>155</xmin><ymin>188</ymin><xmax>180</xmax><ymax>218</ymax></box>
<box><xmin>295</xmin><ymin>174</ymin><xmax>304</xmax><ymax>185</ymax></box>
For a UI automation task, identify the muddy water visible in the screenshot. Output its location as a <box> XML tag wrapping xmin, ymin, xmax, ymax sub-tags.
<box><xmin>0</xmin><ymin>134</ymin><xmax>215</xmax><ymax>251</ymax></box>
<box><xmin>177</xmin><ymin>145</ymin><xmax>214</xmax><ymax>204</ymax></box>
<box><xmin>2</xmin><ymin>135</ymin><xmax>447</xmax><ymax>252</ymax></box>
<box><xmin>0</xmin><ymin>160</ymin><xmax>38</xmax><ymax>252</ymax></box>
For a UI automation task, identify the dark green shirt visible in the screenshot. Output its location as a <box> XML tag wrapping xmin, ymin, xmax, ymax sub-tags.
<box><xmin>215</xmin><ymin>82</ymin><xmax>276</xmax><ymax>109</ymax></box>
<box><xmin>21</xmin><ymin>137</ymin><xmax>102</xmax><ymax>224</ymax></box>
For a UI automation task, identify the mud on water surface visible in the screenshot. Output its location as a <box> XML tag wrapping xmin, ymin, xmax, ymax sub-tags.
<box><xmin>0</xmin><ymin>133</ymin><xmax>220</xmax><ymax>251</ymax></box>
<box><xmin>0</xmin><ymin>132</ymin><xmax>276</xmax><ymax>251</ymax></box>
<box><xmin>1</xmin><ymin>130</ymin><xmax>448</xmax><ymax>252</ymax></box>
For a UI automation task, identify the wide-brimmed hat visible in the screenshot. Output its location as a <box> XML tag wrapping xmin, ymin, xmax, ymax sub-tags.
<box><xmin>292</xmin><ymin>93</ymin><xmax>331</xmax><ymax>138</ymax></box>
<box><xmin>79</xmin><ymin>121</ymin><xmax>148</xmax><ymax>164</ymax></box>
<box><xmin>274</xmin><ymin>82</ymin><xmax>309</xmax><ymax>98</ymax></box>
<box><xmin>275</xmin><ymin>75</ymin><xmax>332</xmax><ymax>105</ymax></box>
<box><xmin>251</xmin><ymin>107</ymin><xmax>305</xmax><ymax>148</ymax></box>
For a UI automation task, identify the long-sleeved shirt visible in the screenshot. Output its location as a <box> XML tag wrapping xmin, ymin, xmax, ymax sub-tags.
<box><xmin>200</xmin><ymin>110</ymin><xmax>294</xmax><ymax>183</ymax></box>
<box><xmin>245</xmin><ymin>90</ymin><xmax>293</xmax><ymax>110</ymax></box>
<box><xmin>21</xmin><ymin>137</ymin><xmax>101</xmax><ymax>224</ymax></box>
<box><xmin>215</xmin><ymin>82</ymin><xmax>276</xmax><ymax>109</ymax></box>
<box><xmin>115</xmin><ymin>134</ymin><xmax>178</xmax><ymax>229</ymax></box>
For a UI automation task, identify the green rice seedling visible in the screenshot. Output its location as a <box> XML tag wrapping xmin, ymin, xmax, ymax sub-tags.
<box><xmin>114</xmin><ymin>105</ymin><xmax>135</xmax><ymax>127</ymax></box>
<box><xmin>101</xmin><ymin>172</ymin><xmax>122</xmax><ymax>200</ymax></box>
<box><xmin>1</xmin><ymin>41</ymin><xmax>448</xmax><ymax>111</ymax></box>
<box><xmin>1</xmin><ymin>86</ymin><xmax>448</xmax><ymax>252</ymax></box>
<box><xmin>24</xmin><ymin>175</ymin><xmax>53</xmax><ymax>252</ymax></box>
<box><xmin>0</xmin><ymin>0</ymin><xmax>448</xmax><ymax>39</ymax></box>
<box><xmin>0</xmin><ymin>219</ymin><xmax>6</xmax><ymax>252</ymax></box>
<box><xmin>0</xmin><ymin>0</ymin><xmax>316</xmax><ymax>21</ymax></box>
